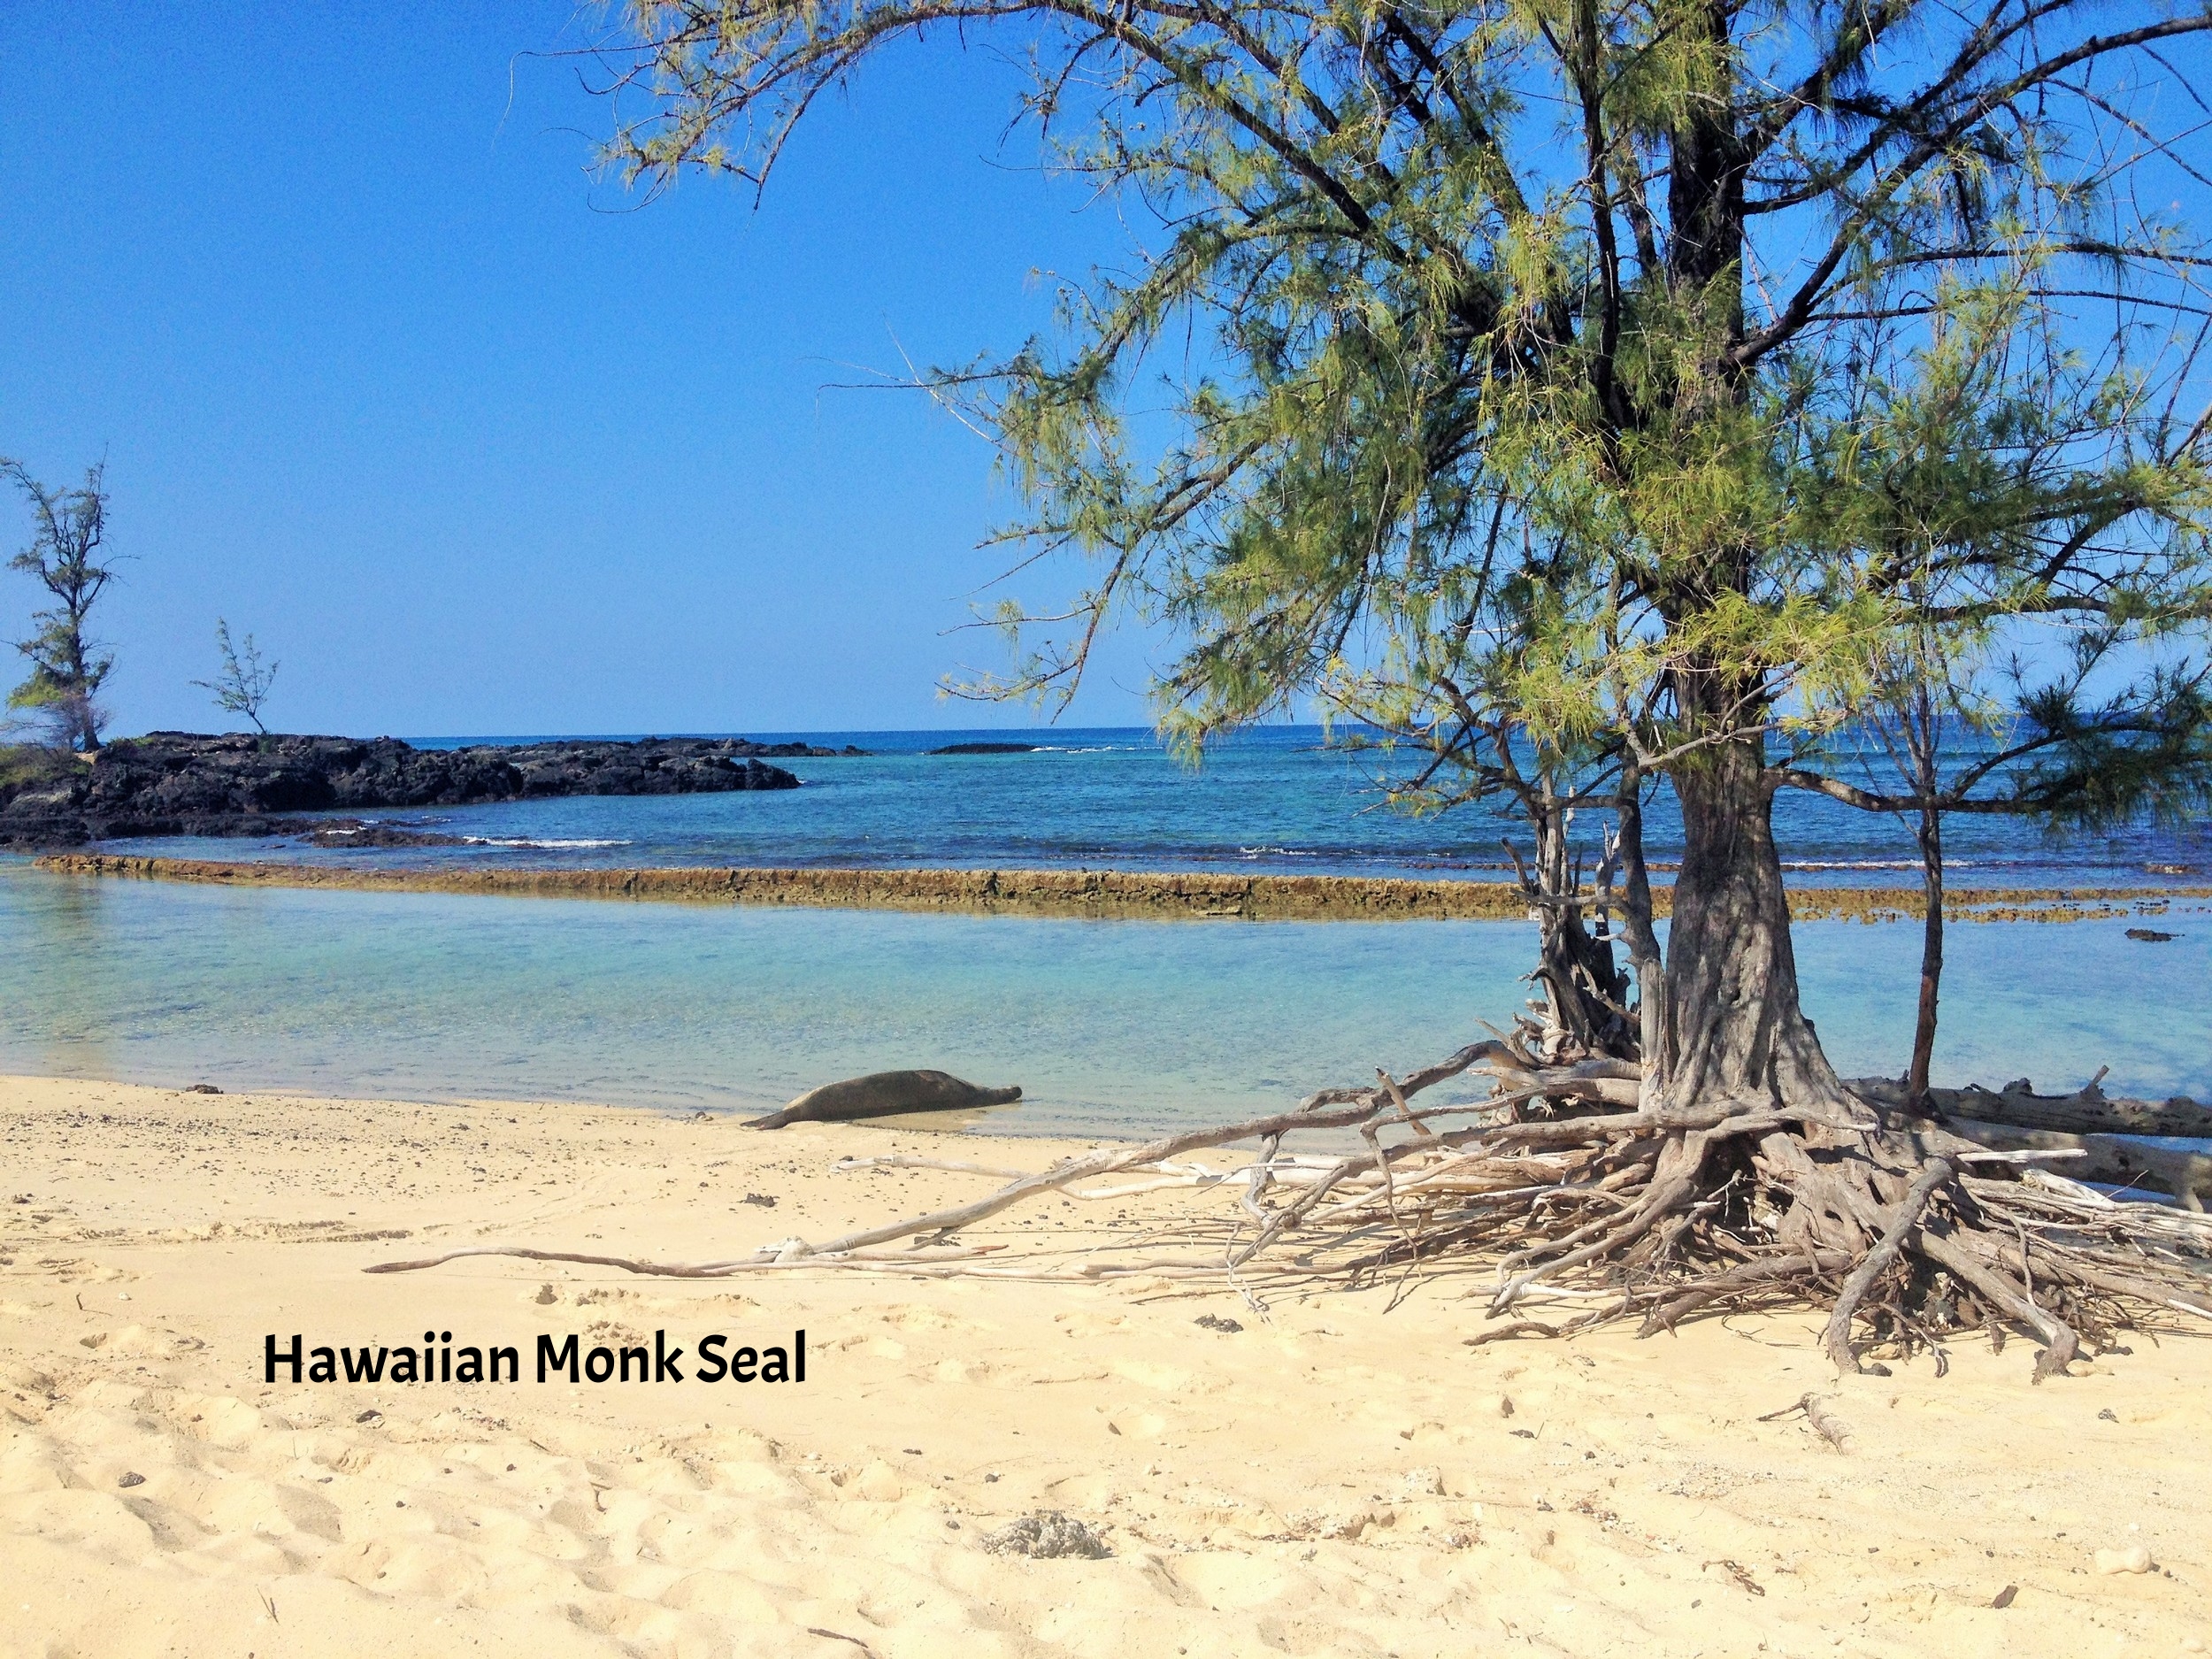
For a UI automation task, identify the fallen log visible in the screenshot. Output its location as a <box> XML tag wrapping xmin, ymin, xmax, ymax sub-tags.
<box><xmin>1939</xmin><ymin>1117</ymin><xmax>2212</xmax><ymax>1210</ymax></box>
<box><xmin>1852</xmin><ymin>1075</ymin><xmax>2212</xmax><ymax>1140</ymax></box>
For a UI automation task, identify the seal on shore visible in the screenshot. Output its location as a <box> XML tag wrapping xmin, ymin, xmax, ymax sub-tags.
<box><xmin>743</xmin><ymin>1070</ymin><xmax>1022</xmax><ymax>1130</ymax></box>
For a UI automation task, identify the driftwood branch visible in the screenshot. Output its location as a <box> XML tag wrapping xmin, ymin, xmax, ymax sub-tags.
<box><xmin>1760</xmin><ymin>1392</ymin><xmax>1856</xmax><ymax>1453</ymax></box>
<box><xmin>1939</xmin><ymin>1118</ymin><xmax>2211</xmax><ymax>1210</ymax></box>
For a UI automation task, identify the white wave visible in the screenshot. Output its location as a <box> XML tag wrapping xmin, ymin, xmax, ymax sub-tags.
<box><xmin>1782</xmin><ymin>858</ymin><xmax>1999</xmax><ymax>872</ymax></box>
<box><xmin>1238</xmin><ymin>846</ymin><xmax>1317</xmax><ymax>857</ymax></box>
<box><xmin>461</xmin><ymin>837</ymin><xmax>634</xmax><ymax>849</ymax></box>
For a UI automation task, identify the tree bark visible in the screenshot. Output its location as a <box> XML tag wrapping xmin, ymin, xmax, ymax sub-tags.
<box><xmin>1614</xmin><ymin>769</ymin><xmax>1670</xmax><ymax>1103</ymax></box>
<box><xmin>1663</xmin><ymin>734</ymin><xmax>1855</xmax><ymax>1113</ymax></box>
<box><xmin>1906</xmin><ymin>798</ymin><xmax>1943</xmax><ymax>1110</ymax></box>
<box><xmin>1521</xmin><ymin>782</ymin><xmax>1635</xmax><ymax>1060</ymax></box>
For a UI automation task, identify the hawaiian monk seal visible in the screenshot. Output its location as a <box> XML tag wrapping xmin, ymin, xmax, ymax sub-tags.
<box><xmin>743</xmin><ymin>1070</ymin><xmax>1022</xmax><ymax>1130</ymax></box>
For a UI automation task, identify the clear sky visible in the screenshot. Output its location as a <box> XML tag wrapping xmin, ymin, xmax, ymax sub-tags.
<box><xmin>0</xmin><ymin>4</ymin><xmax>1171</xmax><ymax>738</ymax></box>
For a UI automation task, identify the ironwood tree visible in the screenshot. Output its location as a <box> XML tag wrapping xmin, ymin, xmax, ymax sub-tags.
<box><xmin>192</xmin><ymin>618</ymin><xmax>280</xmax><ymax>736</ymax></box>
<box><xmin>4</xmin><ymin>458</ymin><xmax>117</xmax><ymax>753</ymax></box>
<box><xmin>572</xmin><ymin>0</ymin><xmax>2212</xmax><ymax>1368</ymax></box>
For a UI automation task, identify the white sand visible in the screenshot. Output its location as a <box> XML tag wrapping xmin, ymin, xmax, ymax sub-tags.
<box><xmin>1</xmin><ymin>1075</ymin><xmax>2204</xmax><ymax>1657</ymax></box>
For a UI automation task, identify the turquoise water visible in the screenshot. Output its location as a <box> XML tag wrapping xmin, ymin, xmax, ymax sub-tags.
<box><xmin>3</xmin><ymin>864</ymin><xmax>2204</xmax><ymax>1134</ymax></box>
<box><xmin>102</xmin><ymin>726</ymin><xmax>2212</xmax><ymax>888</ymax></box>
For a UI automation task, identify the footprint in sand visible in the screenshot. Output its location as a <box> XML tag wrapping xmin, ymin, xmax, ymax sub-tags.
<box><xmin>879</xmin><ymin>1302</ymin><xmax>991</xmax><ymax>1334</ymax></box>
<box><xmin>1053</xmin><ymin>1311</ymin><xmax>1126</xmax><ymax>1339</ymax></box>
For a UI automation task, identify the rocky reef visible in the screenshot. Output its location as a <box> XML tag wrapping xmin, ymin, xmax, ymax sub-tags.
<box><xmin>0</xmin><ymin>732</ymin><xmax>827</xmax><ymax>846</ymax></box>
<box><xmin>34</xmin><ymin>849</ymin><xmax>2212</xmax><ymax>928</ymax></box>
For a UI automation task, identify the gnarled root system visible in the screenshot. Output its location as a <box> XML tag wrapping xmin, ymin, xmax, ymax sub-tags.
<box><xmin>370</xmin><ymin>1035</ymin><xmax>2212</xmax><ymax>1378</ymax></box>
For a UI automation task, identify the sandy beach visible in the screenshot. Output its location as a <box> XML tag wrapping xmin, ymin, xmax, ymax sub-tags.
<box><xmin>1</xmin><ymin>1073</ymin><xmax>2204</xmax><ymax>1658</ymax></box>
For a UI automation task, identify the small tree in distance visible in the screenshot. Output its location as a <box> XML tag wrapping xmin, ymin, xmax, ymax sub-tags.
<box><xmin>4</xmin><ymin>458</ymin><xmax>117</xmax><ymax>752</ymax></box>
<box><xmin>192</xmin><ymin>619</ymin><xmax>279</xmax><ymax>736</ymax></box>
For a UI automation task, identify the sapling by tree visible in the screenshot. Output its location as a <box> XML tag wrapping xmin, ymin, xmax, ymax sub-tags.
<box><xmin>192</xmin><ymin>618</ymin><xmax>280</xmax><ymax>736</ymax></box>
<box><xmin>4</xmin><ymin>458</ymin><xmax>116</xmax><ymax>752</ymax></box>
<box><xmin>1802</xmin><ymin>627</ymin><xmax>2211</xmax><ymax>1112</ymax></box>
<box><xmin>565</xmin><ymin>0</ymin><xmax>2212</xmax><ymax>1369</ymax></box>
<box><xmin>1781</xmin><ymin>324</ymin><xmax>2212</xmax><ymax>1110</ymax></box>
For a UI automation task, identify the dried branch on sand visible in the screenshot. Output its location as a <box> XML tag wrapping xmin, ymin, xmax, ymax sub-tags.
<box><xmin>369</xmin><ymin>1035</ymin><xmax>2212</xmax><ymax>1378</ymax></box>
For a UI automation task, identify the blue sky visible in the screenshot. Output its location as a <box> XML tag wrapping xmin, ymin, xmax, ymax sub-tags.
<box><xmin>8</xmin><ymin>8</ymin><xmax>2203</xmax><ymax>742</ymax></box>
<box><xmin>0</xmin><ymin>4</ymin><xmax>1168</xmax><ymax>737</ymax></box>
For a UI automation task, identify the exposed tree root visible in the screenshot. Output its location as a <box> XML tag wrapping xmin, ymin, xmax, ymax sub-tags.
<box><xmin>366</xmin><ymin>1038</ymin><xmax>2212</xmax><ymax>1377</ymax></box>
<box><xmin>1822</xmin><ymin>1158</ymin><xmax>1953</xmax><ymax>1373</ymax></box>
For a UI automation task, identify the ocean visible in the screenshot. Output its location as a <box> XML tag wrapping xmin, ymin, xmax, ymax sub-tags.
<box><xmin>80</xmin><ymin>725</ymin><xmax>2212</xmax><ymax>887</ymax></box>
<box><xmin>2</xmin><ymin>726</ymin><xmax>2206</xmax><ymax>1130</ymax></box>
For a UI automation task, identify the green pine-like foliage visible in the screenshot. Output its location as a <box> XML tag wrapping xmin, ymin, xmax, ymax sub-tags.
<box><xmin>590</xmin><ymin>0</ymin><xmax>2212</xmax><ymax>834</ymax></box>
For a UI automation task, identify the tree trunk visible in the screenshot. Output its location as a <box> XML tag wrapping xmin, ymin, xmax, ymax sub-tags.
<box><xmin>1906</xmin><ymin>799</ymin><xmax>1943</xmax><ymax>1110</ymax></box>
<box><xmin>1614</xmin><ymin>771</ymin><xmax>1670</xmax><ymax>1103</ymax></box>
<box><xmin>1519</xmin><ymin>784</ymin><xmax>1636</xmax><ymax>1061</ymax></box>
<box><xmin>1663</xmin><ymin>734</ymin><xmax>1855</xmax><ymax>1113</ymax></box>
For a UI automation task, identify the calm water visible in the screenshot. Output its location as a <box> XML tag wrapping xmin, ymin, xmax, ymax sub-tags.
<box><xmin>4</xmin><ymin>863</ymin><xmax>2204</xmax><ymax>1134</ymax></box>
<box><xmin>100</xmin><ymin>726</ymin><xmax>2211</xmax><ymax>888</ymax></box>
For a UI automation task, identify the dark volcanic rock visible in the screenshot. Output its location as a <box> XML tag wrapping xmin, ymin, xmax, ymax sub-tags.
<box><xmin>302</xmin><ymin>820</ymin><xmax>473</xmax><ymax>849</ymax></box>
<box><xmin>928</xmin><ymin>741</ymin><xmax>1039</xmax><ymax>756</ymax></box>
<box><xmin>0</xmin><ymin>733</ymin><xmax>809</xmax><ymax>848</ymax></box>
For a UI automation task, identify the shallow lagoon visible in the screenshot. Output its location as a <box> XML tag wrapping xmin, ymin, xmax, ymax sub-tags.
<box><xmin>3</xmin><ymin>862</ymin><xmax>2205</xmax><ymax>1135</ymax></box>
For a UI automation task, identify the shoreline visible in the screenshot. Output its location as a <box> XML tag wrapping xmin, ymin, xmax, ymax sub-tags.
<box><xmin>3</xmin><ymin>1072</ymin><xmax>2205</xmax><ymax>1657</ymax></box>
<box><xmin>29</xmin><ymin>850</ymin><xmax>2212</xmax><ymax>923</ymax></box>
